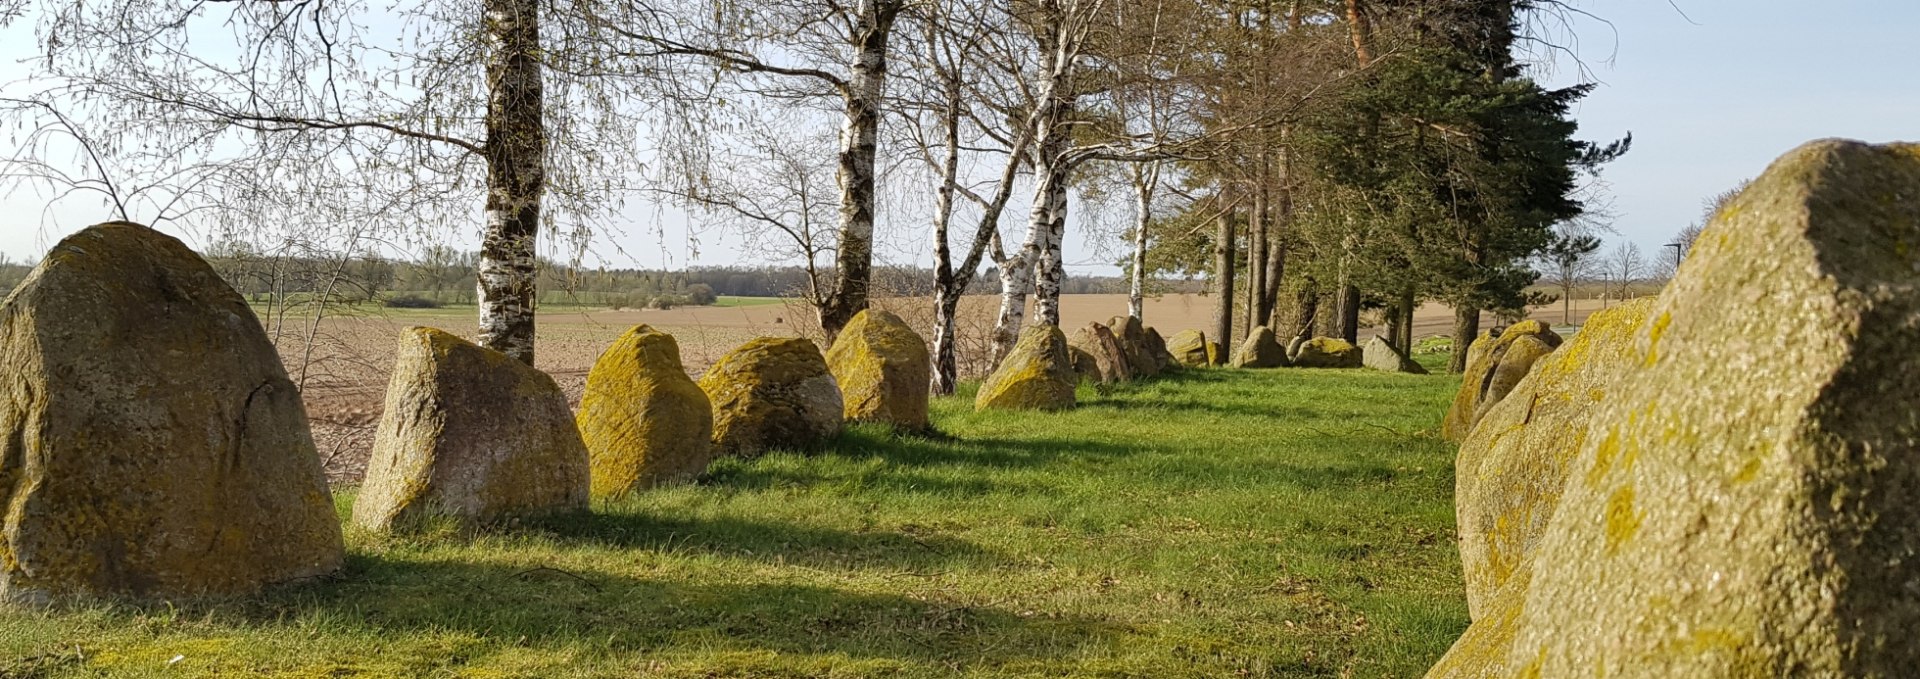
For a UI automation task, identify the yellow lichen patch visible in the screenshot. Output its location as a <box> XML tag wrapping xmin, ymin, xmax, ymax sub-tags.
<box><xmin>1603</xmin><ymin>485</ymin><xmax>1640</xmax><ymax>552</ymax></box>
<box><xmin>976</xmin><ymin>325</ymin><xmax>1076</xmax><ymax>411</ymax></box>
<box><xmin>700</xmin><ymin>336</ymin><xmax>844</xmax><ymax>457</ymax></box>
<box><xmin>579</xmin><ymin>325</ymin><xmax>715</xmax><ymax>499</ymax></box>
<box><xmin>1644</xmin><ymin>311</ymin><xmax>1673</xmax><ymax>367</ymax></box>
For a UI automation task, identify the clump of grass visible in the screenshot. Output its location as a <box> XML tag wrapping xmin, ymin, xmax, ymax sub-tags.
<box><xmin>0</xmin><ymin>368</ymin><xmax>1466</xmax><ymax>678</ymax></box>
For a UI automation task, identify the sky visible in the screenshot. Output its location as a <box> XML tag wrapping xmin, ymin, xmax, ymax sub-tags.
<box><xmin>1</xmin><ymin>1</ymin><xmax>1916</xmax><ymax>275</ymax></box>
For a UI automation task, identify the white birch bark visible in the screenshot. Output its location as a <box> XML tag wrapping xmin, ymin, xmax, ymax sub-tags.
<box><xmin>1127</xmin><ymin>161</ymin><xmax>1159</xmax><ymax>321</ymax></box>
<box><xmin>821</xmin><ymin>0</ymin><xmax>902</xmax><ymax>340</ymax></box>
<box><xmin>475</xmin><ymin>0</ymin><xmax>546</xmax><ymax>365</ymax></box>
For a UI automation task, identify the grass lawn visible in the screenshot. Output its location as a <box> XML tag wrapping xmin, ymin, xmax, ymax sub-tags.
<box><xmin>0</xmin><ymin>363</ymin><xmax>1466</xmax><ymax>678</ymax></box>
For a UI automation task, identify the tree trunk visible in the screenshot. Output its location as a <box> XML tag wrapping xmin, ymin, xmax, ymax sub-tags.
<box><xmin>931</xmin><ymin>288</ymin><xmax>962</xmax><ymax>395</ymax></box>
<box><xmin>819</xmin><ymin>0</ymin><xmax>901</xmax><ymax>341</ymax></box>
<box><xmin>1128</xmin><ymin>163</ymin><xmax>1158</xmax><ymax>321</ymax></box>
<box><xmin>1562</xmin><ymin>282</ymin><xmax>1573</xmax><ymax>325</ymax></box>
<box><xmin>1031</xmin><ymin>158</ymin><xmax>1070</xmax><ymax>327</ymax></box>
<box><xmin>1336</xmin><ymin>282</ymin><xmax>1361</xmax><ymax>343</ymax></box>
<box><xmin>1247</xmin><ymin>179</ymin><xmax>1269</xmax><ymax>330</ymax></box>
<box><xmin>929</xmin><ymin>74</ymin><xmax>964</xmax><ymax>396</ymax></box>
<box><xmin>1291</xmin><ymin>280</ymin><xmax>1318</xmax><ymax>341</ymax></box>
<box><xmin>1262</xmin><ymin>139</ymin><xmax>1291</xmax><ymax>327</ymax></box>
<box><xmin>1212</xmin><ymin>207</ymin><xmax>1236</xmax><ymax>356</ymax></box>
<box><xmin>1450</xmin><ymin>305</ymin><xmax>1479</xmax><ymax>373</ymax></box>
<box><xmin>1397</xmin><ymin>286</ymin><xmax>1415</xmax><ymax>351</ymax></box>
<box><xmin>476</xmin><ymin>0</ymin><xmax>546</xmax><ymax>365</ymax></box>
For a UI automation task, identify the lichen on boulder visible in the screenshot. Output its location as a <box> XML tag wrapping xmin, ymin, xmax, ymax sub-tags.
<box><xmin>1427</xmin><ymin>140</ymin><xmax>1920</xmax><ymax>677</ymax></box>
<box><xmin>825</xmin><ymin>310</ymin><xmax>930</xmax><ymax>431</ymax></box>
<box><xmin>1361</xmin><ymin>336</ymin><xmax>1428</xmax><ymax>374</ymax></box>
<box><xmin>1233</xmin><ymin>326</ymin><xmax>1288</xmax><ymax>368</ymax></box>
<box><xmin>976</xmin><ymin>325</ymin><xmax>1077</xmax><ymax>411</ymax></box>
<box><xmin>1440</xmin><ymin>320</ymin><xmax>1562</xmax><ymax>441</ymax></box>
<box><xmin>1068</xmin><ymin>322</ymin><xmax>1134</xmax><ymax>384</ymax></box>
<box><xmin>1451</xmin><ymin>299</ymin><xmax>1653</xmax><ymax>619</ymax></box>
<box><xmin>577</xmin><ymin>325</ymin><xmax>714</xmax><ymax>499</ymax></box>
<box><xmin>1166</xmin><ymin>329</ymin><xmax>1210</xmax><ymax>368</ymax></box>
<box><xmin>700</xmin><ymin>337</ymin><xmax>844</xmax><ymax>457</ymax></box>
<box><xmin>0</xmin><ymin>222</ymin><xmax>344</xmax><ymax>603</ymax></box>
<box><xmin>1291</xmin><ymin>337</ymin><xmax>1362</xmax><ymax>369</ymax></box>
<box><xmin>354</xmin><ymin>328</ymin><xmax>590</xmax><ymax>532</ymax></box>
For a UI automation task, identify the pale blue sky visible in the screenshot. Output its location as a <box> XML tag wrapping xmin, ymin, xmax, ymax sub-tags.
<box><xmin>1</xmin><ymin>1</ymin><xmax>1914</xmax><ymax>275</ymax></box>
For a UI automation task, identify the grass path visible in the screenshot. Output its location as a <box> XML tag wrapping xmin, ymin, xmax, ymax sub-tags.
<box><xmin>0</xmin><ymin>364</ymin><xmax>1466</xmax><ymax>678</ymax></box>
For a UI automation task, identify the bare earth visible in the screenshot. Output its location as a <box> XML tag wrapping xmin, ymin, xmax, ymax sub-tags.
<box><xmin>284</xmin><ymin>293</ymin><xmax>1622</xmax><ymax>485</ymax></box>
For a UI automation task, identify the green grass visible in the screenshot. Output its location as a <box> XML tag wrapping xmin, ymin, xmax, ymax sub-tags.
<box><xmin>0</xmin><ymin>367</ymin><xmax>1466</xmax><ymax>678</ymax></box>
<box><xmin>714</xmin><ymin>296</ymin><xmax>784</xmax><ymax>308</ymax></box>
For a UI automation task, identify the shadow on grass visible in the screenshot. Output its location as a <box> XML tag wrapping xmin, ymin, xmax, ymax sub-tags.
<box><xmin>534</xmin><ymin>509</ymin><xmax>1007</xmax><ymax>572</ymax></box>
<box><xmin>189</xmin><ymin>553</ymin><xmax>1129</xmax><ymax>668</ymax></box>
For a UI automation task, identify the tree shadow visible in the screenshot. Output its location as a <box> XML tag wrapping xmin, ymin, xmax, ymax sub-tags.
<box><xmin>532</xmin><ymin>509</ymin><xmax>1007</xmax><ymax>573</ymax></box>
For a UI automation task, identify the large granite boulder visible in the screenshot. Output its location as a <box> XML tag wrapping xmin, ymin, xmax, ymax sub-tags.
<box><xmin>825</xmin><ymin>310</ymin><xmax>930</xmax><ymax>431</ymax></box>
<box><xmin>1440</xmin><ymin>320</ymin><xmax>1562</xmax><ymax>441</ymax></box>
<box><xmin>0</xmin><ymin>222</ymin><xmax>343</xmax><ymax>603</ymax></box>
<box><xmin>1233</xmin><ymin>326</ymin><xmax>1288</xmax><ymax>368</ymax></box>
<box><xmin>1427</xmin><ymin>140</ymin><xmax>1920</xmax><ymax>677</ymax></box>
<box><xmin>700</xmin><ymin>337</ymin><xmax>844</xmax><ymax>457</ymax></box>
<box><xmin>1142</xmin><ymin>328</ymin><xmax>1179</xmax><ymax>373</ymax></box>
<box><xmin>1291</xmin><ymin>337</ymin><xmax>1362</xmax><ymax>369</ymax></box>
<box><xmin>1107</xmin><ymin>315</ymin><xmax>1160</xmax><ymax>377</ymax></box>
<box><xmin>976</xmin><ymin>325</ymin><xmax>1077</xmax><ymax>411</ymax></box>
<box><xmin>1361</xmin><ymin>336</ymin><xmax>1428</xmax><ymax>374</ymax></box>
<box><xmin>1068</xmin><ymin>322</ymin><xmax>1135</xmax><ymax>384</ymax></box>
<box><xmin>1451</xmin><ymin>299</ymin><xmax>1654</xmax><ymax>618</ymax></box>
<box><xmin>354</xmin><ymin>328</ymin><xmax>589</xmax><ymax>531</ymax></box>
<box><xmin>1166</xmin><ymin>329</ymin><xmax>1210</xmax><ymax>368</ymax></box>
<box><xmin>577</xmin><ymin>325</ymin><xmax>714</xmax><ymax>498</ymax></box>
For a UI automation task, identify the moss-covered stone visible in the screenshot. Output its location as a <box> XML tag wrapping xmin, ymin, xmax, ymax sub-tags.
<box><xmin>1361</xmin><ymin>336</ymin><xmax>1428</xmax><ymax>374</ymax></box>
<box><xmin>1440</xmin><ymin>321</ymin><xmax>1562</xmax><ymax>442</ymax></box>
<box><xmin>0</xmin><ymin>222</ymin><xmax>344</xmax><ymax>603</ymax></box>
<box><xmin>577</xmin><ymin>325</ymin><xmax>714</xmax><ymax>499</ymax></box>
<box><xmin>1206</xmin><ymin>340</ymin><xmax>1225</xmax><ymax>366</ymax></box>
<box><xmin>976</xmin><ymin>325</ymin><xmax>1076</xmax><ymax>411</ymax></box>
<box><xmin>1166</xmin><ymin>329</ymin><xmax>1210</xmax><ymax>368</ymax></box>
<box><xmin>1292</xmin><ymin>337</ymin><xmax>1362</xmax><ymax>369</ymax></box>
<box><xmin>700</xmin><ymin>337</ymin><xmax>844</xmax><ymax>457</ymax></box>
<box><xmin>1452</xmin><ymin>299</ymin><xmax>1653</xmax><ymax>619</ymax></box>
<box><xmin>1142</xmin><ymin>328</ymin><xmax>1179</xmax><ymax>373</ymax></box>
<box><xmin>354</xmin><ymin>328</ymin><xmax>589</xmax><ymax>532</ymax></box>
<box><xmin>825</xmin><ymin>310</ymin><xmax>930</xmax><ymax>431</ymax></box>
<box><xmin>1233</xmin><ymin>326</ymin><xmax>1288</xmax><ymax>368</ymax></box>
<box><xmin>1107</xmin><ymin>315</ymin><xmax>1160</xmax><ymax>377</ymax></box>
<box><xmin>1068</xmin><ymin>322</ymin><xmax>1134</xmax><ymax>384</ymax></box>
<box><xmin>1430</xmin><ymin>140</ymin><xmax>1920</xmax><ymax>677</ymax></box>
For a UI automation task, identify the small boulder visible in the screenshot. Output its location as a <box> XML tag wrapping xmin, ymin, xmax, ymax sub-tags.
<box><xmin>1451</xmin><ymin>299</ymin><xmax>1653</xmax><ymax>619</ymax></box>
<box><xmin>1440</xmin><ymin>320</ymin><xmax>1562</xmax><ymax>441</ymax></box>
<box><xmin>1142</xmin><ymin>328</ymin><xmax>1179</xmax><ymax>372</ymax></box>
<box><xmin>1166</xmin><ymin>329</ymin><xmax>1210</xmax><ymax>368</ymax></box>
<box><xmin>1233</xmin><ymin>326</ymin><xmax>1288</xmax><ymax>368</ymax></box>
<box><xmin>1068</xmin><ymin>322</ymin><xmax>1134</xmax><ymax>384</ymax></box>
<box><xmin>825</xmin><ymin>310</ymin><xmax>930</xmax><ymax>430</ymax></box>
<box><xmin>700</xmin><ymin>337</ymin><xmax>844</xmax><ymax>457</ymax></box>
<box><xmin>0</xmin><ymin>222</ymin><xmax>343</xmax><ymax>603</ymax></box>
<box><xmin>577</xmin><ymin>325</ymin><xmax>714</xmax><ymax>498</ymax></box>
<box><xmin>1206</xmin><ymin>340</ymin><xmax>1225</xmax><ymax>366</ymax></box>
<box><xmin>1361</xmin><ymin>336</ymin><xmax>1428</xmax><ymax>374</ymax></box>
<box><xmin>976</xmin><ymin>325</ymin><xmax>1077</xmax><ymax>411</ymax></box>
<box><xmin>1107</xmin><ymin>315</ymin><xmax>1160</xmax><ymax>377</ymax></box>
<box><xmin>1292</xmin><ymin>337</ymin><xmax>1363</xmax><ymax>369</ymax></box>
<box><xmin>1285</xmin><ymin>335</ymin><xmax>1307</xmax><ymax>360</ymax></box>
<box><xmin>354</xmin><ymin>328</ymin><xmax>590</xmax><ymax>532</ymax></box>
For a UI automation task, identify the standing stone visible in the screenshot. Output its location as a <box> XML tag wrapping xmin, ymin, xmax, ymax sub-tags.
<box><xmin>1428</xmin><ymin>140</ymin><xmax>1920</xmax><ymax>678</ymax></box>
<box><xmin>1142</xmin><ymin>328</ymin><xmax>1179</xmax><ymax>372</ymax></box>
<box><xmin>1166</xmin><ymin>329</ymin><xmax>1210</xmax><ymax>368</ymax></box>
<box><xmin>1440</xmin><ymin>320</ymin><xmax>1561</xmax><ymax>441</ymax></box>
<box><xmin>1285</xmin><ymin>335</ymin><xmax>1307</xmax><ymax>361</ymax></box>
<box><xmin>1292</xmin><ymin>337</ymin><xmax>1363</xmax><ymax>369</ymax></box>
<box><xmin>1362</xmin><ymin>336</ymin><xmax>1429</xmax><ymax>374</ymax></box>
<box><xmin>700</xmin><ymin>337</ymin><xmax>844</xmax><ymax>457</ymax></box>
<box><xmin>1206</xmin><ymin>340</ymin><xmax>1225</xmax><ymax>366</ymax></box>
<box><xmin>1233</xmin><ymin>326</ymin><xmax>1288</xmax><ymax>368</ymax></box>
<box><xmin>1451</xmin><ymin>299</ymin><xmax>1654</xmax><ymax>619</ymax></box>
<box><xmin>354</xmin><ymin>328</ymin><xmax>589</xmax><ymax>531</ymax></box>
<box><xmin>825</xmin><ymin>310</ymin><xmax>930</xmax><ymax>431</ymax></box>
<box><xmin>578</xmin><ymin>325</ymin><xmax>714</xmax><ymax>499</ymax></box>
<box><xmin>1068</xmin><ymin>322</ymin><xmax>1134</xmax><ymax>384</ymax></box>
<box><xmin>976</xmin><ymin>325</ymin><xmax>1077</xmax><ymax>411</ymax></box>
<box><xmin>1107</xmin><ymin>315</ymin><xmax>1160</xmax><ymax>377</ymax></box>
<box><xmin>0</xmin><ymin>222</ymin><xmax>344</xmax><ymax>603</ymax></box>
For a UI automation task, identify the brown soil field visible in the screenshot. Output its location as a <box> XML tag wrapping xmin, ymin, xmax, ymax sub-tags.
<box><xmin>281</xmin><ymin>293</ymin><xmax>1630</xmax><ymax>484</ymax></box>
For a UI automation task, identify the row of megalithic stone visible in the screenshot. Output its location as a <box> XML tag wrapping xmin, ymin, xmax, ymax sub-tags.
<box><xmin>1416</xmin><ymin>140</ymin><xmax>1920</xmax><ymax>677</ymax></box>
<box><xmin>0</xmin><ymin>218</ymin><xmax>1417</xmax><ymax>606</ymax></box>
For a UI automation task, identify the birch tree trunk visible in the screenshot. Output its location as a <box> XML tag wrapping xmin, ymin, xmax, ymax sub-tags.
<box><xmin>819</xmin><ymin>0</ymin><xmax>901</xmax><ymax>341</ymax></box>
<box><xmin>1127</xmin><ymin>162</ymin><xmax>1158</xmax><ymax>321</ymax></box>
<box><xmin>476</xmin><ymin>0</ymin><xmax>546</xmax><ymax>365</ymax></box>
<box><xmin>1247</xmin><ymin>172</ymin><xmax>1269</xmax><ymax>328</ymax></box>
<box><xmin>1030</xmin><ymin>156</ymin><xmax>1071</xmax><ymax>327</ymax></box>
<box><xmin>1262</xmin><ymin>138</ymin><xmax>1292</xmax><ymax>327</ymax></box>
